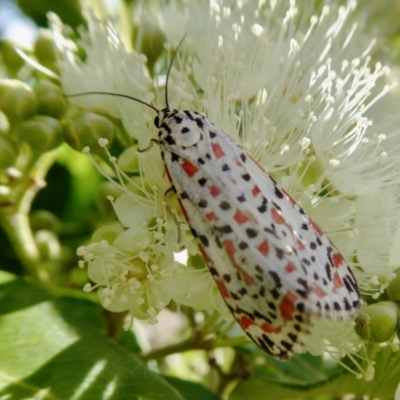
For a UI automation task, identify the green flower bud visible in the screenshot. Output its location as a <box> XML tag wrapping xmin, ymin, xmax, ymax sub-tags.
<box><xmin>0</xmin><ymin>40</ymin><xmax>24</xmax><ymax>76</ymax></box>
<box><xmin>96</xmin><ymin>181</ymin><xmax>125</xmax><ymax>218</ymax></box>
<box><xmin>34</xmin><ymin>29</ymin><xmax>58</xmax><ymax>72</ymax></box>
<box><xmin>117</xmin><ymin>145</ymin><xmax>140</xmax><ymax>173</ymax></box>
<box><xmin>91</xmin><ymin>224</ymin><xmax>125</xmax><ymax>244</ymax></box>
<box><xmin>63</xmin><ymin>111</ymin><xmax>116</xmax><ymax>153</ymax></box>
<box><xmin>0</xmin><ymin>110</ymin><xmax>10</xmax><ymax>134</ymax></box>
<box><xmin>387</xmin><ymin>268</ymin><xmax>400</xmax><ymax>303</ymax></box>
<box><xmin>140</xmin><ymin>27</ymin><xmax>165</xmax><ymax>73</ymax></box>
<box><xmin>33</xmin><ymin>80</ymin><xmax>68</xmax><ymax>119</ymax></box>
<box><xmin>12</xmin><ymin>116</ymin><xmax>63</xmax><ymax>156</ymax></box>
<box><xmin>0</xmin><ymin>134</ymin><xmax>18</xmax><ymax>169</ymax></box>
<box><xmin>34</xmin><ymin>229</ymin><xmax>61</xmax><ymax>262</ymax></box>
<box><xmin>354</xmin><ymin>301</ymin><xmax>398</xmax><ymax>342</ymax></box>
<box><xmin>0</xmin><ymin>80</ymin><xmax>38</xmax><ymax>123</ymax></box>
<box><xmin>30</xmin><ymin>210</ymin><xmax>61</xmax><ymax>233</ymax></box>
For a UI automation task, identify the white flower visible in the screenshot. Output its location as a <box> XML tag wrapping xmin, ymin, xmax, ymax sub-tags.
<box><xmin>52</xmin><ymin>0</ymin><xmax>400</xmax><ymax>377</ymax></box>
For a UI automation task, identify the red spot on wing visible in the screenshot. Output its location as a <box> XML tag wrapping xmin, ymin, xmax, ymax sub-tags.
<box><xmin>261</xmin><ymin>323</ymin><xmax>282</xmax><ymax>334</ymax></box>
<box><xmin>205</xmin><ymin>211</ymin><xmax>217</xmax><ymax>221</ymax></box>
<box><xmin>333</xmin><ymin>272</ymin><xmax>343</xmax><ymax>290</ymax></box>
<box><xmin>164</xmin><ymin>167</ymin><xmax>173</xmax><ymax>183</ymax></box>
<box><xmin>310</xmin><ymin>219</ymin><xmax>323</xmax><ymax>236</ymax></box>
<box><xmin>223</xmin><ymin>240</ymin><xmax>254</xmax><ymax>284</ymax></box>
<box><xmin>241</xmin><ymin>271</ymin><xmax>254</xmax><ymax>285</ymax></box>
<box><xmin>216</xmin><ymin>280</ymin><xmax>230</xmax><ymax>298</ymax></box>
<box><xmin>177</xmin><ymin>198</ymin><xmax>189</xmax><ymax>222</ymax></box>
<box><xmin>181</xmin><ymin>160</ymin><xmax>199</xmax><ymax>177</ymax></box>
<box><xmin>332</xmin><ymin>253</ymin><xmax>343</xmax><ymax>267</ymax></box>
<box><xmin>295</xmin><ymin>238</ymin><xmax>305</xmax><ymax>251</ymax></box>
<box><xmin>212</xmin><ymin>143</ymin><xmax>225</xmax><ymax>159</ymax></box>
<box><xmin>312</xmin><ymin>283</ymin><xmax>327</xmax><ymax>298</ymax></box>
<box><xmin>282</xmin><ymin>188</ymin><xmax>296</xmax><ymax>205</ymax></box>
<box><xmin>223</xmin><ymin>240</ymin><xmax>235</xmax><ymax>258</ymax></box>
<box><xmin>234</xmin><ymin>210</ymin><xmax>249</xmax><ymax>224</ymax></box>
<box><xmin>271</xmin><ymin>208</ymin><xmax>285</xmax><ymax>224</ymax></box>
<box><xmin>279</xmin><ymin>292</ymin><xmax>297</xmax><ymax>321</ymax></box>
<box><xmin>240</xmin><ymin>315</ymin><xmax>254</xmax><ymax>329</ymax></box>
<box><xmin>285</xmin><ymin>263</ymin><xmax>296</xmax><ymax>273</ymax></box>
<box><xmin>257</xmin><ymin>240</ymin><xmax>270</xmax><ymax>256</ymax></box>
<box><xmin>210</xmin><ymin>186</ymin><xmax>221</xmax><ymax>197</ymax></box>
<box><xmin>252</xmin><ymin>185</ymin><xmax>261</xmax><ymax>197</ymax></box>
<box><xmin>198</xmin><ymin>244</ymin><xmax>212</xmax><ymax>264</ymax></box>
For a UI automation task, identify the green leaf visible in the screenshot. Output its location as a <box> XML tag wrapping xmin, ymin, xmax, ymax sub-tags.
<box><xmin>231</xmin><ymin>347</ymin><xmax>400</xmax><ymax>400</ymax></box>
<box><xmin>250</xmin><ymin>352</ymin><xmax>343</xmax><ymax>388</ymax></box>
<box><xmin>0</xmin><ymin>271</ymin><xmax>184</xmax><ymax>400</ymax></box>
<box><xmin>165</xmin><ymin>376</ymin><xmax>221</xmax><ymax>400</ymax></box>
<box><xmin>17</xmin><ymin>0</ymin><xmax>85</xmax><ymax>28</ymax></box>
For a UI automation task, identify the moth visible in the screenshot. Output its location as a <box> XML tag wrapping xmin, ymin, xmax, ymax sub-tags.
<box><xmin>70</xmin><ymin>37</ymin><xmax>361</xmax><ymax>359</ymax></box>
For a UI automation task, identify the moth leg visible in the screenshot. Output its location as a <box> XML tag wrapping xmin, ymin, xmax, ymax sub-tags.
<box><xmin>164</xmin><ymin>186</ymin><xmax>185</xmax><ymax>249</ymax></box>
<box><xmin>138</xmin><ymin>138</ymin><xmax>160</xmax><ymax>153</ymax></box>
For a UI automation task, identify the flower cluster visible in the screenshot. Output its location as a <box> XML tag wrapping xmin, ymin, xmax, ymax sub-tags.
<box><xmin>52</xmin><ymin>0</ymin><xmax>400</xmax><ymax>376</ymax></box>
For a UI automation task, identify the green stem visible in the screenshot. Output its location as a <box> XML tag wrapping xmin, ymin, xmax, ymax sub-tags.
<box><xmin>139</xmin><ymin>336</ymin><xmax>199</xmax><ymax>362</ymax></box>
<box><xmin>139</xmin><ymin>331</ymin><xmax>249</xmax><ymax>362</ymax></box>
<box><xmin>0</xmin><ymin>211</ymin><xmax>48</xmax><ymax>285</ymax></box>
<box><xmin>0</xmin><ymin>149</ymin><xmax>59</xmax><ymax>288</ymax></box>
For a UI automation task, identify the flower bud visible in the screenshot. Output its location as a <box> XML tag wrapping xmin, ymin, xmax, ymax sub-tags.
<box><xmin>91</xmin><ymin>224</ymin><xmax>125</xmax><ymax>244</ymax></box>
<box><xmin>117</xmin><ymin>145</ymin><xmax>140</xmax><ymax>173</ymax></box>
<box><xmin>0</xmin><ymin>80</ymin><xmax>38</xmax><ymax>123</ymax></box>
<box><xmin>354</xmin><ymin>301</ymin><xmax>398</xmax><ymax>342</ymax></box>
<box><xmin>0</xmin><ymin>110</ymin><xmax>10</xmax><ymax>134</ymax></box>
<box><xmin>34</xmin><ymin>229</ymin><xmax>61</xmax><ymax>262</ymax></box>
<box><xmin>34</xmin><ymin>29</ymin><xmax>58</xmax><ymax>72</ymax></box>
<box><xmin>96</xmin><ymin>182</ymin><xmax>125</xmax><ymax>217</ymax></box>
<box><xmin>63</xmin><ymin>111</ymin><xmax>116</xmax><ymax>153</ymax></box>
<box><xmin>387</xmin><ymin>268</ymin><xmax>400</xmax><ymax>303</ymax></box>
<box><xmin>0</xmin><ymin>134</ymin><xmax>18</xmax><ymax>169</ymax></box>
<box><xmin>33</xmin><ymin>80</ymin><xmax>68</xmax><ymax>118</ymax></box>
<box><xmin>140</xmin><ymin>27</ymin><xmax>165</xmax><ymax>72</ymax></box>
<box><xmin>0</xmin><ymin>39</ymin><xmax>24</xmax><ymax>76</ymax></box>
<box><xmin>30</xmin><ymin>210</ymin><xmax>61</xmax><ymax>232</ymax></box>
<box><xmin>12</xmin><ymin>116</ymin><xmax>63</xmax><ymax>156</ymax></box>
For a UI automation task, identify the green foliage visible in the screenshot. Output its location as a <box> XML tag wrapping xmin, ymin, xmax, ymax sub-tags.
<box><xmin>0</xmin><ymin>271</ymin><xmax>184</xmax><ymax>400</ymax></box>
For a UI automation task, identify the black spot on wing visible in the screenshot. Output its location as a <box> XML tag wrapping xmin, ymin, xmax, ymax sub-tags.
<box><xmin>274</xmin><ymin>186</ymin><xmax>284</xmax><ymax>199</ymax></box>
<box><xmin>198</xmin><ymin>177</ymin><xmax>207</xmax><ymax>186</ymax></box>
<box><xmin>195</xmin><ymin>118</ymin><xmax>204</xmax><ymax>129</ymax></box>
<box><xmin>184</xmin><ymin>111</ymin><xmax>195</xmax><ymax>120</ymax></box>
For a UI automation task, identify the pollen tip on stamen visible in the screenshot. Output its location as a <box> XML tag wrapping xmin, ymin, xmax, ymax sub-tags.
<box><xmin>329</xmin><ymin>159</ymin><xmax>340</xmax><ymax>168</ymax></box>
<box><xmin>82</xmin><ymin>146</ymin><xmax>90</xmax><ymax>153</ymax></box>
<box><xmin>83</xmin><ymin>283</ymin><xmax>93</xmax><ymax>292</ymax></box>
<box><xmin>98</xmin><ymin>138</ymin><xmax>109</xmax><ymax>147</ymax></box>
<box><xmin>299</xmin><ymin>137</ymin><xmax>311</xmax><ymax>149</ymax></box>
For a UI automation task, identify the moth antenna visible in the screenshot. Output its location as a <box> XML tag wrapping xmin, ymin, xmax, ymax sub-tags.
<box><xmin>65</xmin><ymin>91</ymin><xmax>159</xmax><ymax>113</ymax></box>
<box><xmin>165</xmin><ymin>33</ymin><xmax>187</xmax><ymax>108</ymax></box>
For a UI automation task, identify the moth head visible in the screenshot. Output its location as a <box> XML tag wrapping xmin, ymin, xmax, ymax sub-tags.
<box><xmin>154</xmin><ymin>106</ymin><xmax>174</xmax><ymax>128</ymax></box>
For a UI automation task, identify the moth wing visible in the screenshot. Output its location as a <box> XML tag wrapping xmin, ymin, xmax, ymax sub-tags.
<box><xmin>161</xmin><ymin>112</ymin><xmax>360</xmax><ymax>358</ymax></box>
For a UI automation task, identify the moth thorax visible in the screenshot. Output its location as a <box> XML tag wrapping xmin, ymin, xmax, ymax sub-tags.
<box><xmin>170</xmin><ymin>117</ymin><xmax>202</xmax><ymax>147</ymax></box>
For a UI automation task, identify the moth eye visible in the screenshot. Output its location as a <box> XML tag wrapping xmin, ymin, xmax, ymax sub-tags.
<box><xmin>154</xmin><ymin>115</ymin><xmax>160</xmax><ymax>128</ymax></box>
